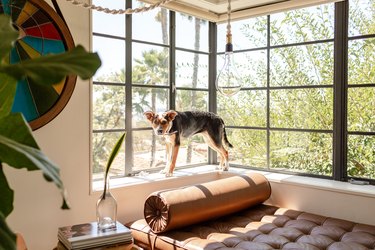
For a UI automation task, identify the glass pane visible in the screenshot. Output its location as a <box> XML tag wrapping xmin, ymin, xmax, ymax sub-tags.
<box><xmin>218</xmin><ymin>90</ymin><xmax>266</xmax><ymax>127</ymax></box>
<box><xmin>217</xmin><ymin>16</ymin><xmax>268</xmax><ymax>52</ymax></box>
<box><xmin>270</xmin><ymin>3</ymin><xmax>334</xmax><ymax>45</ymax></box>
<box><xmin>227</xmin><ymin>129</ymin><xmax>267</xmax><ymax>168</ymax></box>
<box><xmin>270</xmin><ymin>88</ymin><xmax>333</xmax><ymax>130</ymax></box>
<box><xmin>348</xmin><ymin>38</ymin><xmax>375</xmax><ymax>85</ymax></box>
<box><xmin>176</xmin><ymin>51</ymin><xmax>208</xmax><ymax>88</ymax></box>
<box><xmin>270</xmin><ymin>43</ymin><xmax>334</xmax><ymax>86</ymax></box>
<box><xmin>133</xmin><ymin>130</ymin><xmax>166</xmax><ymax>172</ymax></box>
<box><xmin>132</xmin><ymin>43</ymin><xmax>169</xmax><ymax>86</ymax></box>
<box><xmin>217</xmin><ymin>50</ymin><xmax>267</xmax><ymax>88</ymax></box>
<box><xmin>176</xmin><ymin>90</ymin><xmax>208</xmax><ymax>111</ymax></box>
<box><xmin>92</xmin><ymin>132</ymin><xmax>125</xmax><ymax>180</ymax></box>
<box><xmin>348</xmin><ymin>135</ymin><xmax>375</xmax><ymax>179</ymax></box>
<box><xmin>93</xmin><ymin>85</ymin><xmax>125</xmax><ymax>130</ymax></box>
<box><xmin>132</xmin><ymin>1</ymin><xmax>169</xmax><ymax>44</ymax></box>
<box><xmin>349</xmin><ymin>0</ymin><xmax>375</xmax><ymax>36</ymax></box>
<box><xmin>92</xmin><ymin>0</ymin><xmax>125</xmax><ymax>37</ymax></box>
<box><xmin>348</xmin><ymin>87</ymin><xmax>375</xmax><ymax>132</ymax></box>
<box><xmin>133</xmin><ymin>130</ymin><xmax>208</xmax><ymax>173</ymax></box>
<box><xmin>132</xmin><ymin>87</ymin><xmax>169</xmax><ymax>128</ymax></box>
<box><xmin>176</xmin><ymin>13</ymin><xmax>208</xmax><ymax>52</ymax></box>
<box><xmin>93</xmin><ymin>36</ymin><xmax>125</xmax><ymax>81</ymax></box>
<box><xmin>270</xmin><ymin>131</ymin><xmax>332</xmax><ymax>176</ymax></box>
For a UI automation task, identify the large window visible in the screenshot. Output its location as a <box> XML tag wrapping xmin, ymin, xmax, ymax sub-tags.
<box><xmin>92</xmin><ymin>1</ymin><xmax>209</xmax><ymax>180</ymax></box>
<box><xmin>92</xmin><ymin>0</ymin><xmax>375</xmax><ymax>184</ymax></box>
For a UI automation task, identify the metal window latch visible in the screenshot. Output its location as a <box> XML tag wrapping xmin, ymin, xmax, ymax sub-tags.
<box><xmin>348</xmin><ymin>178</ymin><xmax>370</xmax><ymax>185</ymax></box>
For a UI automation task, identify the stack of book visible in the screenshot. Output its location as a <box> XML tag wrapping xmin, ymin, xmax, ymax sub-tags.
<box><xmin>58</xmin><ymin>221</ymin><xmax>132</xmax><ymax>249</ymax></box>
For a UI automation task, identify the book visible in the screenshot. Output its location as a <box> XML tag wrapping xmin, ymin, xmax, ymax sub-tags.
<box><xmin>58</xmin><ymin>221</ymin><xmax>132</xmax><ymax>250</ymax></box>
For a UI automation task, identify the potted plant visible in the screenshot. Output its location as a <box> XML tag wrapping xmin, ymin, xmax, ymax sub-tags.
<box><xmin>0</xmin><ymin>14</ymin><xmax>101</xmax><ymax>249</ymax></box>
<box><xmin>96</xmin><ymin>132</ymin><xmax>126</xmax><ymax>231</ymax></box>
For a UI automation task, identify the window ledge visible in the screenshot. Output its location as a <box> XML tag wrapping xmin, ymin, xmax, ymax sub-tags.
<box><xmin>92</xmin><ymin>165</ymin><xmax>375</xmax><ymax>198</ymax></box>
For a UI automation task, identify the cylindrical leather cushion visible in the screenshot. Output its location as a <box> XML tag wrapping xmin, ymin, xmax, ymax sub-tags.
<box><xmin>144</xmin><ymin>172</ymin><xmax>271</xmax><ymax>233</ymax></box>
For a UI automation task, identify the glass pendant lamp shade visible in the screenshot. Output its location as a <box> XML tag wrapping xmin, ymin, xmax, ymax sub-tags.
<box><xmin>216</xmin><ymin>0</ymin><xmax>242</xmax><ymax>97</ymax></box>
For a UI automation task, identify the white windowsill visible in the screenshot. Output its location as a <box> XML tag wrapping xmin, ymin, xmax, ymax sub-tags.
<box><xmin>92</xmin><ymin>165</ymin><xmax>375</xmax><ymax>198</ymax></box>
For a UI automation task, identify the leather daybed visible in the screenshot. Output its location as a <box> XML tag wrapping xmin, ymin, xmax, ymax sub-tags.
<box><xmin>128</xmin><ymin>173</ymin><xmax>375</xmax><ymax>250</ymax></box>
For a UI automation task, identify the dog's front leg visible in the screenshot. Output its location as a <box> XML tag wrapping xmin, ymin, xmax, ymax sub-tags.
<box><xmin>166</xmin><ymin>144</ymin><xmax>179</xmax><ymax>177</ymax></box>
<box><xmin>160</xmin><ymin>141</ymin><xmax>172</xmax><ymax>175</ymax></box>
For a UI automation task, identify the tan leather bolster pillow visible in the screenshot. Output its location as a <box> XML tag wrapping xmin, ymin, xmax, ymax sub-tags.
<box><xmin>144</xmin><ymin>172</ymin><xmax>271</xmax><ymax>233</ymax></box>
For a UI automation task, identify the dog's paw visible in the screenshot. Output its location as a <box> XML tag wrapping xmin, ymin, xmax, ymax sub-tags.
<box><xmin>165</xmin><ymin>172</ymin><xmax>173</xmax><ymax>177</ymax></box>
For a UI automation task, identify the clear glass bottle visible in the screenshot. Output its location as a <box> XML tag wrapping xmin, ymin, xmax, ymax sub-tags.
<box><xmin>96</xmin><ymin>175</ymin><xmax>117</xmax><ymax>231</ymax></box>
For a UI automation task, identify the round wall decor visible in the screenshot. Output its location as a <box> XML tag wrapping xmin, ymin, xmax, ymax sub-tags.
<box><xmin>0</xmin><ymin>0</ymin><xmax>76</xmax><ymax>130</ymax></box>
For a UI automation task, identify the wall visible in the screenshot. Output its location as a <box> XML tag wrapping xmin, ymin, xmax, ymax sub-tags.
<box><xmin>4</xmin><ymin>2</ymin><xmax>375</xmax><ymax>250</ymax></box>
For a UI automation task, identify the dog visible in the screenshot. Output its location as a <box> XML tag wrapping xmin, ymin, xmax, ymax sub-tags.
<box><xmin>144</xmin><ymin>110</ymin><xmax>233</xmax><ymax>177</ymax></box>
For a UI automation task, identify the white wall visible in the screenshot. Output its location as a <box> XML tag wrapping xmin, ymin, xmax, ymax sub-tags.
<box><xmin>4</xmin><ymin>2</ymin><xmax>375</xmax><ymax>250</ymax></box>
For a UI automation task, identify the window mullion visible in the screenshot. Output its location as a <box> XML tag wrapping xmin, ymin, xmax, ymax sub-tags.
<box><xmin>333</xmin><ymin>0</ymin><xmax>349</xmax><ymax>181</ymax></box>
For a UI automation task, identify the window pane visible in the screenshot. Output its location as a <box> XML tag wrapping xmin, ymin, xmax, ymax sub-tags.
<box><xmin>93</xmin><ymin>85</ymin><xmax>125</xmax><ymax>130</ymax></box>
<box><xmin>217</xmin><ymin>16</ymin><xmax>268</xmax><ymax>52</ymax></box>
<box><xmin>176</xmin><ymin>13</ymin><xmax>208</xmax><ymax>52</ymax></box>
<box><xmin>132</xmin><ymin>43</ymin><xmax>169</xmax><ymax>86</ymax></box>
<box><xmin>270</xmin><ymin>43</ymin><xmax>333</xmax><ymax>86</ymax></box>
<box><xmin>217</xmin><ymin>50</ymin><xmax>267</xmax><ymax>88</ymax></box>
<box><xmin>349</xmin><ymin>0</ymin><xmax>375</xmax><ymax>36</ymax></box>
<box><xmin>132</xmin><ymin>2</ymin><xmax>169</xmax><ymax>44</ymax></box>
<box><xmin>92</xmin><ymin>132</ymin><xmax>125</xmax><ymax>180</ymax></box>
<box><xmin>227</xmin><ymin>129</ymin><xmax>267</xmax><ymax>168</ymax></box>
<box><xmin>270</xmin><ymin>131</ymin><xmax>332</xmax><ymax>176</ymax></box>
<box><xmin>270</xmin><ymin>88</ymin><xmax>333</xmax><ymax>130</ymax></box>
<box><xmin>348</xmin><ymin>135</ymin><xmax>375</xmax><ymax>179</ymax></box>
<box><xmin>133</xmin><ymin>130</ymin><xmax>166</xmax><ymax>172</ymax></box>
<box><xmin>270</xmin><ymin>3</ymin><xmax>334</xmax><ymax>45</ymax></box>
<box><xmin>348</xmin><ymin>38</ymin><xmax>375</xmax><ymax>85</ymax></box>
<box><xmin>348</xmin><ymin>87</ymin><xmax>375</xmax><ymax>132</ymax></box>
<box><xmin>176</xmin><ymin>90</ymin><xmax>208</xmax><ymax>111</ymax></box>
<box><xmin>93</xmin><ymin>36</ymin><xmax>125</xmax><ymax>81</ymax></box>
<box><xmin>218</xmin><ymin>90</ymin><xmax>266</xmax><ymax>127</ymax></box>
<box><xmin>92</xmin><ymin>0</ymin><xmax>125</xmax><ymax>37</ymax></box>
<box><xmin>132</xmin><ymin>87</ymin><xmax>169</xmax><ymax>128</ymax></box>
<box><xmin>176</xmin><ymin>51</ymin><xmax>208</xmax><ymax>88</ymax></box>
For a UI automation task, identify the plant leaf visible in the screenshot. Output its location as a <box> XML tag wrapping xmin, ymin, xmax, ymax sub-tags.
<box><xmin>0</xmin><ymin>45</ymin><xmax>101</xmax><ymax>85</ymax></box>
<box><xmin>103</xmin><ymin>133</ymin><xmax>125</xmax><ymax>193</ymax></box>
<box><xmin>0</xmin><ymin>211</ymin><xmax>16</xmax><ymax>250</ymax></box>
<box><xmin>0</xmin><ymin>114</ymin><xmax>69</xmax><ymax>209</ymax></box>
<box><xmin>0</xmin><ymin>163</ymin><xmax>14</xmax><ymax>218</ymax></box>
<box><xmin>0</xmin><ymin>73</ymin><xmax>17</xmax><ymax>118</ymax></box>
<box><xmin>0</xmin><ymin>14</ymin><xmax>18</xmax><ymax>61</ymax></box>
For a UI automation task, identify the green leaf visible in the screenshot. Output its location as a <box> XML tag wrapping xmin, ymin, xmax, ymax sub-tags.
<box><xmin>0</xmin><ymin>114</ymin><xmax>69</xmax><ymax>209</ymax></box>
<box><xmin>0</xmin><ymin>45</ymin><xmax>101</xmax><ymax>85</ymax></box>
<box><xmin>0</xmin><ymin>211</ymin><xmax>16</xmax><ymax>250</ymax></box>
<box><xmin>0</xmin><ymin>14</ymin><xmax>18</xmax><ymax>61</ymax></box>
<box><xmin>0</xmin><ymin>163</ymin><xmax>14</xmax><ymax>218</ymax></box>
<box><xmin>0</xmin><ymin>73</ymin><xmax>17</xmax><ymax>118</ymax></box>
<box><xmin>103</xmin><ymin>133</ymin><xmax>125</xmax><ymax>193</ymax></box>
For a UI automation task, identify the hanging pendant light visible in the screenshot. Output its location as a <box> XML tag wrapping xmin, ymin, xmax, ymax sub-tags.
<box><xmin>216</xmin><ymin>0</ymin><xmax>241</xmax><ymax>97</ymax></box>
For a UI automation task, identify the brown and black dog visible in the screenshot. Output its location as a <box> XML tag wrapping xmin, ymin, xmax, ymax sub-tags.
<box><xmin>144</xmin><ymin>110</ymin><xmax>233</xmax><ymax>177</ymax></box>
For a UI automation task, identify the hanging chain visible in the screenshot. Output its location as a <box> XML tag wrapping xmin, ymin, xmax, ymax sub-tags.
<box><xmin>64</xmin><ymin>0</ymin><xmax>174</xmax><ymax>14</ymax></box>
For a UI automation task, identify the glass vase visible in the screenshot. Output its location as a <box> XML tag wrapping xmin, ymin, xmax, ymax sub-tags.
<box><xmin>96</xmin><ymin>175</ymin><xmax>117</xmax><ymax>231</ymax></box>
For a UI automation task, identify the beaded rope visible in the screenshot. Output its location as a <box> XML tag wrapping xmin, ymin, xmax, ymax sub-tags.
<box><xmin>64</xmin><ymin>0</ymin><xmax>174</xmax><ymax>14</ymax></box>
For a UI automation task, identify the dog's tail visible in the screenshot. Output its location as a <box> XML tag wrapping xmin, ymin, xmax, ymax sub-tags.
<box><xmin>223</xmin><ymin>125</ymin><xmax>233</xmax><ymax>148</ymax></box>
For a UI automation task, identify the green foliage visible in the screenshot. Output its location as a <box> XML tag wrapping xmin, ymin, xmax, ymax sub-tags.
<box><xmin>0</xmin><ymin>14</ymin><xmax>101</xmax><ymax>249</ymax></box>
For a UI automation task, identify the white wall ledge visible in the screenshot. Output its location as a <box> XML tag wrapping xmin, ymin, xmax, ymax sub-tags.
<box><xmin>93</xmin><ymin>165</ymin><xmax>375</xmax><ymax>199</ymax></box>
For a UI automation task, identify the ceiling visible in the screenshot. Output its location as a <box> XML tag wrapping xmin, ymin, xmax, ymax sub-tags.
<box><xmin>140</xmin><ymin>0</ymin><xmax>342</xmax><ymax>23</ymax></box>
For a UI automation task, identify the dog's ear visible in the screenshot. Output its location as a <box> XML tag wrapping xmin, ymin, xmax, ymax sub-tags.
<box><xmin>144</xmin><ymin>111</ymin><xmax>155</xmax><ymax>121</ymax></box>
<box><xmin>164</xmin><ymin>110</ymin><xmax>178</xmax><ymax>121</ymax></box>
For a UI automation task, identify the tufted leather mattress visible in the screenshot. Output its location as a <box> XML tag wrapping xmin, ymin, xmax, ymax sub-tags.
<box><xmin>127</xmin><ymin>173</ymin><xmax>375</xmax><ymax>249</ymax></box>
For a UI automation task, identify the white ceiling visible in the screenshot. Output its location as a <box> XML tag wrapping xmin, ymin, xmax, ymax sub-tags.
<box><xmin>140</xmin><ymin>0</ymin><xmax>343</xmax><ymax>22</ymax></box>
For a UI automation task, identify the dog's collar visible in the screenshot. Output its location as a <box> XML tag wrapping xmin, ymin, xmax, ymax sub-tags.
<box><xmin>164</xmin><ymin>130</ymin><xmax>178</xmax><ymax>135</ymax></box>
